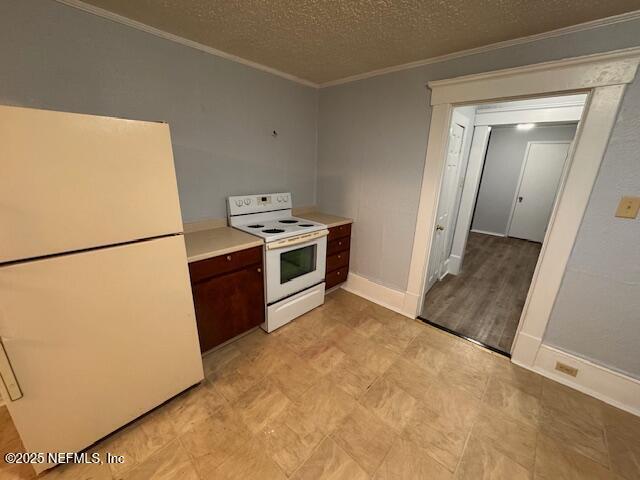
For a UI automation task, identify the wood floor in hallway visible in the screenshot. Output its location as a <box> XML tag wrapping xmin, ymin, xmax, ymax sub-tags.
<box><xmin>421</xmin><ymin>232</ymin><xmax>542</xmax><ymax>354</ymax></box>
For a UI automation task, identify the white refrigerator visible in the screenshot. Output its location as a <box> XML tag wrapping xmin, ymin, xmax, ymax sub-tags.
<box><xmin>0</xmin><ymin>105</ymin><xmax>204</xmax><ymax>473</ymax></box>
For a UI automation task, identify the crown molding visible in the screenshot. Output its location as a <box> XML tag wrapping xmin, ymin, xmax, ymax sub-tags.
<box><xmin>427</xmin><ymin>46</ymin><xmax>640</xmax><ymax>105</ymax></box>
<box><xmin>320</xmin><ymin>9</ymin><xmax>640</xmax><ymax>88</ymax></box>
<box><xmin>55</xmin><ymin>0</ymin><xmax>320</xmax><ymax>88</ymax></box>
<box><xmin>427</xmin><ymin>45</ymin><xmax>640</xmax><ymax>98</ymax></box>
<box><xmin>55</xmin><ymin>1</ymin><xmax>640</xmax><ymax>91</ymax></box>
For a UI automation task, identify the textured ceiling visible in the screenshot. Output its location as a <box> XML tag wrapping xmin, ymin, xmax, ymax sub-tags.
<box><xmin>76</xmin><ymin>0</ymin><xmax>640</xmax><ymax>84</ymax></box>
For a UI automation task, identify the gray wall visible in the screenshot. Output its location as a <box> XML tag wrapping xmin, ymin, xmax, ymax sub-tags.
<box><xmin>317</xmin><ymin>20</ymin><xmax>640</xmax><ymax>377</ymax></box>
<box><xmin>0</xmin><ymin>0</ymin><xmax>318</xmax><ymax>223</ymax></box>
<box><xmin>544</xmin><ymin>75</ymin><xmax>640</xmax><ymax>379</ymax></box>
<box><xmin>471</xmin><ymin>124</ymin><xmax>577</xmax><ymax>236</ymax></box>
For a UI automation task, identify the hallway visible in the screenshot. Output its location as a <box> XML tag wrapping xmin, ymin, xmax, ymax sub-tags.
<box><xmin>421</xmin><ymin>232</ymin><xmax>541</xmax><ymax>353</ymax></box>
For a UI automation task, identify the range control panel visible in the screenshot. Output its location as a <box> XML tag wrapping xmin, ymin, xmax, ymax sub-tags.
<box><xmin>227</xmin><ymin>192</ymin><xmax>292</xmax><ymax>216</ymax></box>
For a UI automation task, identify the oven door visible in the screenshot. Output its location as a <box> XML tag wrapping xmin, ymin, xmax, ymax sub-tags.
<box><xmin>265</xmin><ymin>230</ymin><xmax>328</xmax><ymax>304</ymax></box>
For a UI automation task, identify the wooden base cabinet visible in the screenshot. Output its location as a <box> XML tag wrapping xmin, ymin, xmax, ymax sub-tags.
<box><xmin>188</xmin><ymin>246</ymin><xmax>264</xmax><ymax>353</ymax></box>
<box><xmin>325</xmin><ymin>223</ymin><xmax>352</xmax><ymax>289</ymax></box>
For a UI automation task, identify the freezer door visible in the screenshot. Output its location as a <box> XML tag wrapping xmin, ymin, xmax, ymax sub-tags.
<box><xmin>0</xmin><ymin>235</ymin><xmax>203</xmax><ymax>473</ymax></box>
<box><xmin>0</xmin><ymin>105</ymin><xmax>184</xmax><ymax>264</ymax></box>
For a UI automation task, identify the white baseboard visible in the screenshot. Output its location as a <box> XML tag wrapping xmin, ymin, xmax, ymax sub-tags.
<box><xmin>448</xmin><ymin>254</ymin><xmax>462</xmax><ymax>275</ymax></box>
<box><xmin>511</xmin><ymin>332</ymin><xmax>541</xmax><ymax>366</ymax></box>
<box><xmin>442</xmin><ymin>258</ymin><xmax>450</xmax><ymax>277</ymax></box>
<box><xmin>342</xmin><ymin>273</ymin><xmax>413</xmax><ymax>319</ymax></box>
<box><xmin>513</xmin><ymin>344</ymin><xmax>640</xmax><ymax>417</ymax></box>
<box><xmin>401</xmin><ymin>292</ymin><xmax>421</xmax><ymax>319</ymax></box>
<box><xmin>470</xmin><ymin>229</ymin><xmax>506</xmax><ymax>237</ymax></box>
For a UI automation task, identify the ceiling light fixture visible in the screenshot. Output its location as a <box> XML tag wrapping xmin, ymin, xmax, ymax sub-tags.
<box><xmin>517</xmin><ymin>123</ymin><xmax>536</xmax><ymax>130</ymax></box>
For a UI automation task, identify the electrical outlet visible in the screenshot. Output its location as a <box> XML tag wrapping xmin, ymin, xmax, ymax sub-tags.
<box><xmin>555</xmin><ymin>362</ymin><xmax>578</xmax><ymax>377</ymax></box>
<box><xmin>615</xmin><ymin>196</ymin><xmax>640</xmax><ymax>219</ymax></box>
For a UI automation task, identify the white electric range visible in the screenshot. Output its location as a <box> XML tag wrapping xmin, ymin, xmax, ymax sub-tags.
<box><xmin>228</xmin><ymin>192</ymin><xmax>328</xmax><ymax>332</ymax></box>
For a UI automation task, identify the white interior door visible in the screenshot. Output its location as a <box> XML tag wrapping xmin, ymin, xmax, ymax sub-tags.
<box><xmin>0</xmin><ymin>235</ymin><xmax>203</xmax><ymax>473</ymax></box>
<box><xmin>448</xmin><ymin>126</ymin><xmax>491</xmax><ymax>274</ymax></box>
<box><xmin>425</xmin><ymin>121</ymin><xmax>465</xmax><ymax>292</ymax></box>
<box><xmin>508</xmin><ymin>141</ymin><xmax>570</xmax><ymax>242</ymax></box>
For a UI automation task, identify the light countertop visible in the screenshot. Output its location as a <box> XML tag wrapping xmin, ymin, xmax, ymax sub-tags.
<box><xmin>184</xmin><ymin>227</ymin><xmax>263</xmax><ymax>263</ymax></box>
<box><xmin>298</xmin><ymin>212</ymin><xmax>353</xmax><ymax>228</ymax></box>
<box><xmin>183</xmin><ymin>211</ymin><xmax>350</xmax><ymax>263</ymax></box>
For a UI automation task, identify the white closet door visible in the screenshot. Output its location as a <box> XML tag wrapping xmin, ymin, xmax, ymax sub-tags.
<box><xmin>508</xmin><ymin>142</ymin><xmax>570</xmax><ymax>243</ymax></box>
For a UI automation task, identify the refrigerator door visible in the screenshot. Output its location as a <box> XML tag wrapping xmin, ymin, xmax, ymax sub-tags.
<box><xmin>0</xmin><ymin>235</ymin><xmax>203</xmax><ymax>473</ymax></box>
<box><xmin>0</xmin><ymin>105</ymin><xmax>184</xmax><ymax>264</ymax></box>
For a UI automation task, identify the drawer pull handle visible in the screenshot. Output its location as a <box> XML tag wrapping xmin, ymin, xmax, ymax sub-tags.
<box><xmin>226</xmin><ymin>255</ymin><xmax>232</xmax><ymax>261</ymax></box>
<box><xmin>257</xmin><ymin>267</ymin><xmax>262</xmax><ymax>273</ymax></box>
<box><xmin>337</xmin><ymin>271</ymin><xmax>341</xmax><ymax>276</ymax></box>
<box><xmin>338</xmin><ymin>255</ymin><xmax>341</xmax><ymax>259</ymax></box>
<box><xmin>338</xmin><ymin>242</ymin><xmax>342</xmax><ymax>246</ymax></box>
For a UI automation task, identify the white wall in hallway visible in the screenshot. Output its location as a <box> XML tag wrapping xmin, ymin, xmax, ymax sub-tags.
<box><xmin>471</xmin><ymin>124</ymin><xmax>578</xmax><ymax>236</ymax></box>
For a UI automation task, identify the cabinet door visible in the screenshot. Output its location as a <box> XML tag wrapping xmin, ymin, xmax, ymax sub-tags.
<box><xmin>326</xmin><ymin>266</ymin><xmax>349</xmax><ymax>289</ymax></box>
<box><xmin>327</xmin><ymin>223</ymin><xmax>351</xmax><ymax>241</ymax></box>
<box><xmin>327</xmin><ymin>237</ymin><xmax>350</xmax><ymax>256</ymax></box>
<box><xmin>326</xmin><ymin>251</ymin><xmax>349</xmax><ymax>273</ymax></box>
<box><xmin>191</xmin><ymin>264</ymin><xmax>265</xmax><ymax>352</ymax></box>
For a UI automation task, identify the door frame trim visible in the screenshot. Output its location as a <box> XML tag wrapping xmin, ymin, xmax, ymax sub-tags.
<box><xmin>404</xmin><ymin>46</ymin><xmax>640</xmax><ymax>367</ymax></box>
<box><xmin>505</xmin><ymin>140</ymin><xmax>572</xmax><ymax>240</ymax></box>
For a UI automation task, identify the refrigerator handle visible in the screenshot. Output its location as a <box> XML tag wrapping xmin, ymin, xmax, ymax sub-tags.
<box><xmin>0</xmin><ymin>339</ymin><xmax>23</xmax><ymax>401</ymax></box>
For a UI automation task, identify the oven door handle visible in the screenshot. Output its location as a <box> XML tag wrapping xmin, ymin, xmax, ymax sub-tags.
<box><xmin>266</xmin><ymin>229</ymin><xmax>329</xmax><ymax>250</ymax></box>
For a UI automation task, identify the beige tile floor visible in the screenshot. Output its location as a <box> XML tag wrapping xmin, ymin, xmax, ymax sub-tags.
<box><xmin>1</xmin><ymin>289</ymin><xmax>639</xmax><ymax>479</ymax></box>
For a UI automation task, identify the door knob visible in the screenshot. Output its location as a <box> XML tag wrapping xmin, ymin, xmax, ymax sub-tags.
<box><xmin>436</xmin><ymin>224</ymin><xmax>444</xmax><ymax>231</ymax></box>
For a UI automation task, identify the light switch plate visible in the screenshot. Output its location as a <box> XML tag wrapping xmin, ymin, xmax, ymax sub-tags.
<box><xmin>615</xmin><ymin>196</ymin><xmax>640</xmax><ymax>219</ymax></box>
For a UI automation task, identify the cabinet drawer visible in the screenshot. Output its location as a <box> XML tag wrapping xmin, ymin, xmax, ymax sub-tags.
<box><xmin>327</xmin><ymin>223</ymin><xmax>351</xmax><ymax>241</ymax></box>
<box><xmin>327</xmin><ymin>236</ymin><xmax>350</xmax><ymax>256</ymax></box>
<box><xmin>191</xmin><ymin>263</ymin><xmax>265</xmax><ymax>352</ymax></box>
<box><xmin>327</xmin><ymin>250</ymin><xmax>349</xmax><ymax>273</ymax></box>
<box><xmin>189</xmin><ymin>246</ymin><xmax>262</xmax><ymax>283</ymax></box>
<box><xmin>326</xmin><ymin>266</ymin><xmax>348</xmax><ymax>289</ymax></box>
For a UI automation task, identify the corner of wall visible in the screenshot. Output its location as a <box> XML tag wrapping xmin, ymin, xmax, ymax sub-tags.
<box><xmin>342</xmin><ymin>272</ymin><xmax>415</xmax><ymax>319</ymax></box>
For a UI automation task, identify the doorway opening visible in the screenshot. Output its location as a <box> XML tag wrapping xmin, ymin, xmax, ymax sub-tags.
<box><xmin>418</xmin><ymin>94</ymin><xmax>587</xmax><ymax>356</ymax></box>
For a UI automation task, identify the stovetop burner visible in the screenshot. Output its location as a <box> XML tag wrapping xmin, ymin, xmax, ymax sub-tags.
<box><xmin>247</xmin><ymin>224</ymin><xmax>264</xmax><ymax>228</ymax></box>
<box><xmin>262</xmin><ymin>228</ymin><xmax>285</xmax><ymax>234</ymax></box>
<box><xmin>279</xmin><ymin>219</ymin><xmax>298</xmax><ymax>224</ymax></box>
